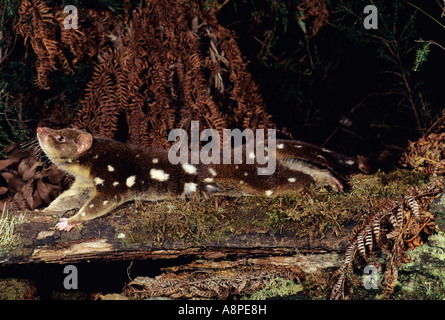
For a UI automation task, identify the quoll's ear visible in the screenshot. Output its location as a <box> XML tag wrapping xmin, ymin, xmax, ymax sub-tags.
<box><xmin>77</xmin><ymin>133</ymin><xmax>93</xmax><ymax>154</ymax></box>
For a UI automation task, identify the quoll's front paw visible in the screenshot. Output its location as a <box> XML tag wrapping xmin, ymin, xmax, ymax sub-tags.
<box><xmin>55</xmin><ymin>218</ymin><xmax>80</xmax><ymax>232</ymax></box>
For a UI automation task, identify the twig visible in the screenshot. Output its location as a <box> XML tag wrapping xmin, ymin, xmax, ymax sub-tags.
<box><xmin>253</xmin><ymin>36</ymin><xmax>280</xmax><ymax>63</ymax></box>
<box><xmin>415</xmin><ymin>39</ymin><xmax>445</xmax><ymax>52</ymax></box>
<box><xmin>372</xmin><ymin>35</ymin><xmax>423</xmax><ymax>133</ymax></box>
<box><xmin>216</xmin><ymin>0</ymin><xmax>230</xmax><ymax>12</ymax></box>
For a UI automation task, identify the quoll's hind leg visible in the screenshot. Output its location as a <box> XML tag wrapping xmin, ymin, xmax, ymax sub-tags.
<box><xmin>247</xmin><ymin>167</ymin><xmax>342</xmax><ymax>197</ymax></box>
<box><xmin>55</xmin><ymin>193</ymin><xmax>121</xmax><ymax>231</ymax></box>
<box><xmin>279</xmin><ymin>159</ymin><xmax>344</xmax><ymax>192</ymax></box>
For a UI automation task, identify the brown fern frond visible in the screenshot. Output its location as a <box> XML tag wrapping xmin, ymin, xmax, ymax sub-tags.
<box><xmin>297</xmin><ymin>0</ymin><xmax>329</xmax><ymax>38</ymax></box>
<box><xmin>69</xmin><ymin>0</ymin><xmax>274</xmax><ymax>147</ymax></box>
<box><xmin>17</xmin><ymin>0</ymin><xmax>274</xmax><ymax>145</ymax></box>
<box><xmin>400</xmin><ymin>111</ymin><xmax>445</xmax><ymax>175</ymax></box>
<box><xmin>330</xmin><ymin>177</ymin><xmax>442</xmax><ymax>300</ymax></box>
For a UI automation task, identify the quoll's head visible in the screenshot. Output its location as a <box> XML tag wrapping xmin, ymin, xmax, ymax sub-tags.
<box><xmin>37</xmin><ymin>127</ymin><xmax>93</xmax><ymax>164</ymax></box>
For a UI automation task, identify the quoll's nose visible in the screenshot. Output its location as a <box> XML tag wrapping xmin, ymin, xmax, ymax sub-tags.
<box><xmin>37</xmin><ymin>127</ymin><xmax>49</xmax><ymax>135</ymax></box>
<box><xmin>37</xmin><ymin>127</ymin><xmax>48</xmax><ymax>140</ymax></box>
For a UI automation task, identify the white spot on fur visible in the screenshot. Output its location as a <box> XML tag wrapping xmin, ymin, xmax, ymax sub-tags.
<box><xmin>126</xmin><ymin>175</ymin><xmax>136</xmax><ymax>187</ymax></box>
<box><xmin>322</xmin><ymin>148</ymin><xmax>332</xmax><ymax>153</ymax></box>
<box><xmin>184</xmin><ymin>182</ymin><xmax>197</xmax><ymax>195</ymax></box>
<box><xmin>89</xmin><ymin>204</ymin><xmax>94</xmax><ymax>208</ymax></box>
<box><xmin>295</xmin><ymin>145</ymin><xmax>303</xmax><ymax>148</ymax></box>
<box><xmin>265</xmin><ymin>190</ymin><xmax>274</xmax><ymax>197</ymax></box>
<box><xmin>288</xmin><ymin>177</ymin><xmax>296</xmax><ymax>183</ymax></box>
<box><xmin>208</xmin><ymin>168</ymin><xmax>217</xmax><ymax>176</ymax></box>
<box><xmin>182</xmin><ymin>163</ymin><xmax>198</xmax><ymax>175</ymax></box>
<box><xmin>150</xmin><ymin>169</ymin><xmax>169</xmax><ymax>181</ymax></box>
<box><xmin>346</xmin><ymin>160</ymin><xmax>355</xmax><ymax>166</ymax></box>
<box><xmin>94</xmin><ymin>177</ymin><xmax>104</xmax><ymax>185</ymax></box>
<box><xmin>93</xmin><ymin>155</ymin><xmax>99</xmax><ymax>159</ymax></box>
<box><xmin>244</xmin><ymin>172</ymin><xmax>248</xmax><ymax>176</ymax></box>
<box><xmin>103</xmin><ymin>201</ymin><xmax>109</xmax><ymax>206</ymax></box>
<box><xmin>277</xmin><ymin>144</ymin><xmax>284</xmax><ymax>149</ymax></box>
<box><xmin>152</xmin><ymin>158</ymin><xmax>159</xmax><ymax>164</ymax></box>
<box><xmin>107</xmin><ymin>165</ymin><xmax>115</xmax><ymax>172</ymax></box>
<box><xmin>240</xmin><ymin>180</ymin><xmax>244</xmax><ymax>184</ymax></box>
<box><xmin>112</xmin><ymin>181</ymin><xmax>119</xmax><ymax>187</ymax></box>
<box><xmin>204</xmin><ymin>178</ymin><xmax>214</xmax><ymax>183</ymax></box>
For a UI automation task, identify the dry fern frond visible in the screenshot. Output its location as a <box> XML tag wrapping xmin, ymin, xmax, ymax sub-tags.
<box><xmin>297</xmin><ymin>0</ymin><xmax>329</xmax><ymax>38</ymax></box>
<box><xmin>16</xmin><ymin>0</ymin><xmax>105</xmax><ymax>89</ymax></box>
<box><xmin>400</xmin><ymin>110</ymin><xmax>445</xmax><ymax>175</ymax></box>
<box><xmin>17</xmin><ymin>0</ymin><xmax>274</xmax><ymax>146</ymax></box>
<box><xmin>330</xmin><ymin>176</ymin><xmax>443</xmax><ymax>300</ymax></box>
<box><xmin>61</xmin><ymin>0</ymin><xmax>273</xmax><ymax>147</ymax></box>
<box><xmin>123</xmin><ymin>263</ymin><xmax>302</xmax><ymax>299</ymax></box>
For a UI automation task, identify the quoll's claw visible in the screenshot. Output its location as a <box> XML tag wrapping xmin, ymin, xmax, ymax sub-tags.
<box><xmin>55</xmin><ymin>218</ymin><xmax>69</xmax><ymax>231</ymax></box>
<box><xmin>55</xmin><ymin>218</ymin><xmax>77</xmax><ymax>232</ymax></box>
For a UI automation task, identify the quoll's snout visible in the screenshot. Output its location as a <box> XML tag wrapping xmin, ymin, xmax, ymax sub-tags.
<box><xmin>36</xmin><ymin>127</ymin><xmax>47</xmax><ymax>141</ymax></box>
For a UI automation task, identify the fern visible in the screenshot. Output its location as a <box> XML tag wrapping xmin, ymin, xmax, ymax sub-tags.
<box><xmin>330</xmin><ymin>176</ymin><xmax>442</xmax><ymax>300</ymax></box>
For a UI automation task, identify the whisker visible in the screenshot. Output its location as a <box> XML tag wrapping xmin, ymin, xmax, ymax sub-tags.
<box><xmin>19</xmin><ymin>138</ymin><xmax>39</xmax><ymax>151</ymax></box>
<box><xmin>17</xmin><ymin>138</ymin><xmax>44</xmax><ymax>164</ymax></box>
<box><xmin>42</xmin><ymin>158</ymin><xmax>52</xmax><ymax>166</ymax></box>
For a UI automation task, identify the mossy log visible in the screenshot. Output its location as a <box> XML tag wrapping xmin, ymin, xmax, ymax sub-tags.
<box><xmin>0</xmin><ymin>196</ymin><xmax>354</xmax><ymax>275</ymax></box>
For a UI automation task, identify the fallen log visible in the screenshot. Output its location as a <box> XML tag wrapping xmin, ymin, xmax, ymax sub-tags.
<box><xmin>0</xmin><ymin>197</ymin><xmax>354</xmax><ymax>272</ymax></box>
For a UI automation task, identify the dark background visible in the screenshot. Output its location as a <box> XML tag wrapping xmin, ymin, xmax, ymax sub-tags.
<box><xmin>0</xmin><ymin>0</ymin><xmax>444</xmax><ymax>167</ymax></box>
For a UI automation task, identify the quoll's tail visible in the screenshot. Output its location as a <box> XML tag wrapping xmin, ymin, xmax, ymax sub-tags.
<box><xmin>201</xmin><ymin>139</ymin><xmax>365</xmax><ymax>197</ymax></box>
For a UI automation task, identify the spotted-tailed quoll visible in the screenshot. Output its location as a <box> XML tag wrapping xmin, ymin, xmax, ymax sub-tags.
<box><xmin>36</xmin><ymin>127</ymin><xmax>359</xmax><ymax>231</ymax></box>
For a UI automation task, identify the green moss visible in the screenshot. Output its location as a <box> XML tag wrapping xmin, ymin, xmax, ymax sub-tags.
<box><xmin>243</xmin><ymin>278</ymin><xmax>304</xmax><ymax>300</ymax></box>
<box><xmin>121</xmin><ymin>199</ymin><xmax>234</xmax><ymax>245</ymax></box>
<box><xmin>0</xmin><ymin>278</ymin><xmax>36</xmax><ymax>300</ymax></box>
<box><xmin>301</xmin><ymin>270</ymin><xmax>333</xmax><ymax>300</ymax></box>
<box><xmin>391</xmin><ymin>223</ymin><xmax>445</xmax><ymax>299</ymax></box>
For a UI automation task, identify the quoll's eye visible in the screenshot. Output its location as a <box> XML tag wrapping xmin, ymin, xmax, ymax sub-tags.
<box><xmin>58</xmin><ymin>136</ymin><xmax>65</xmax><ymax>142</ymax></box>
